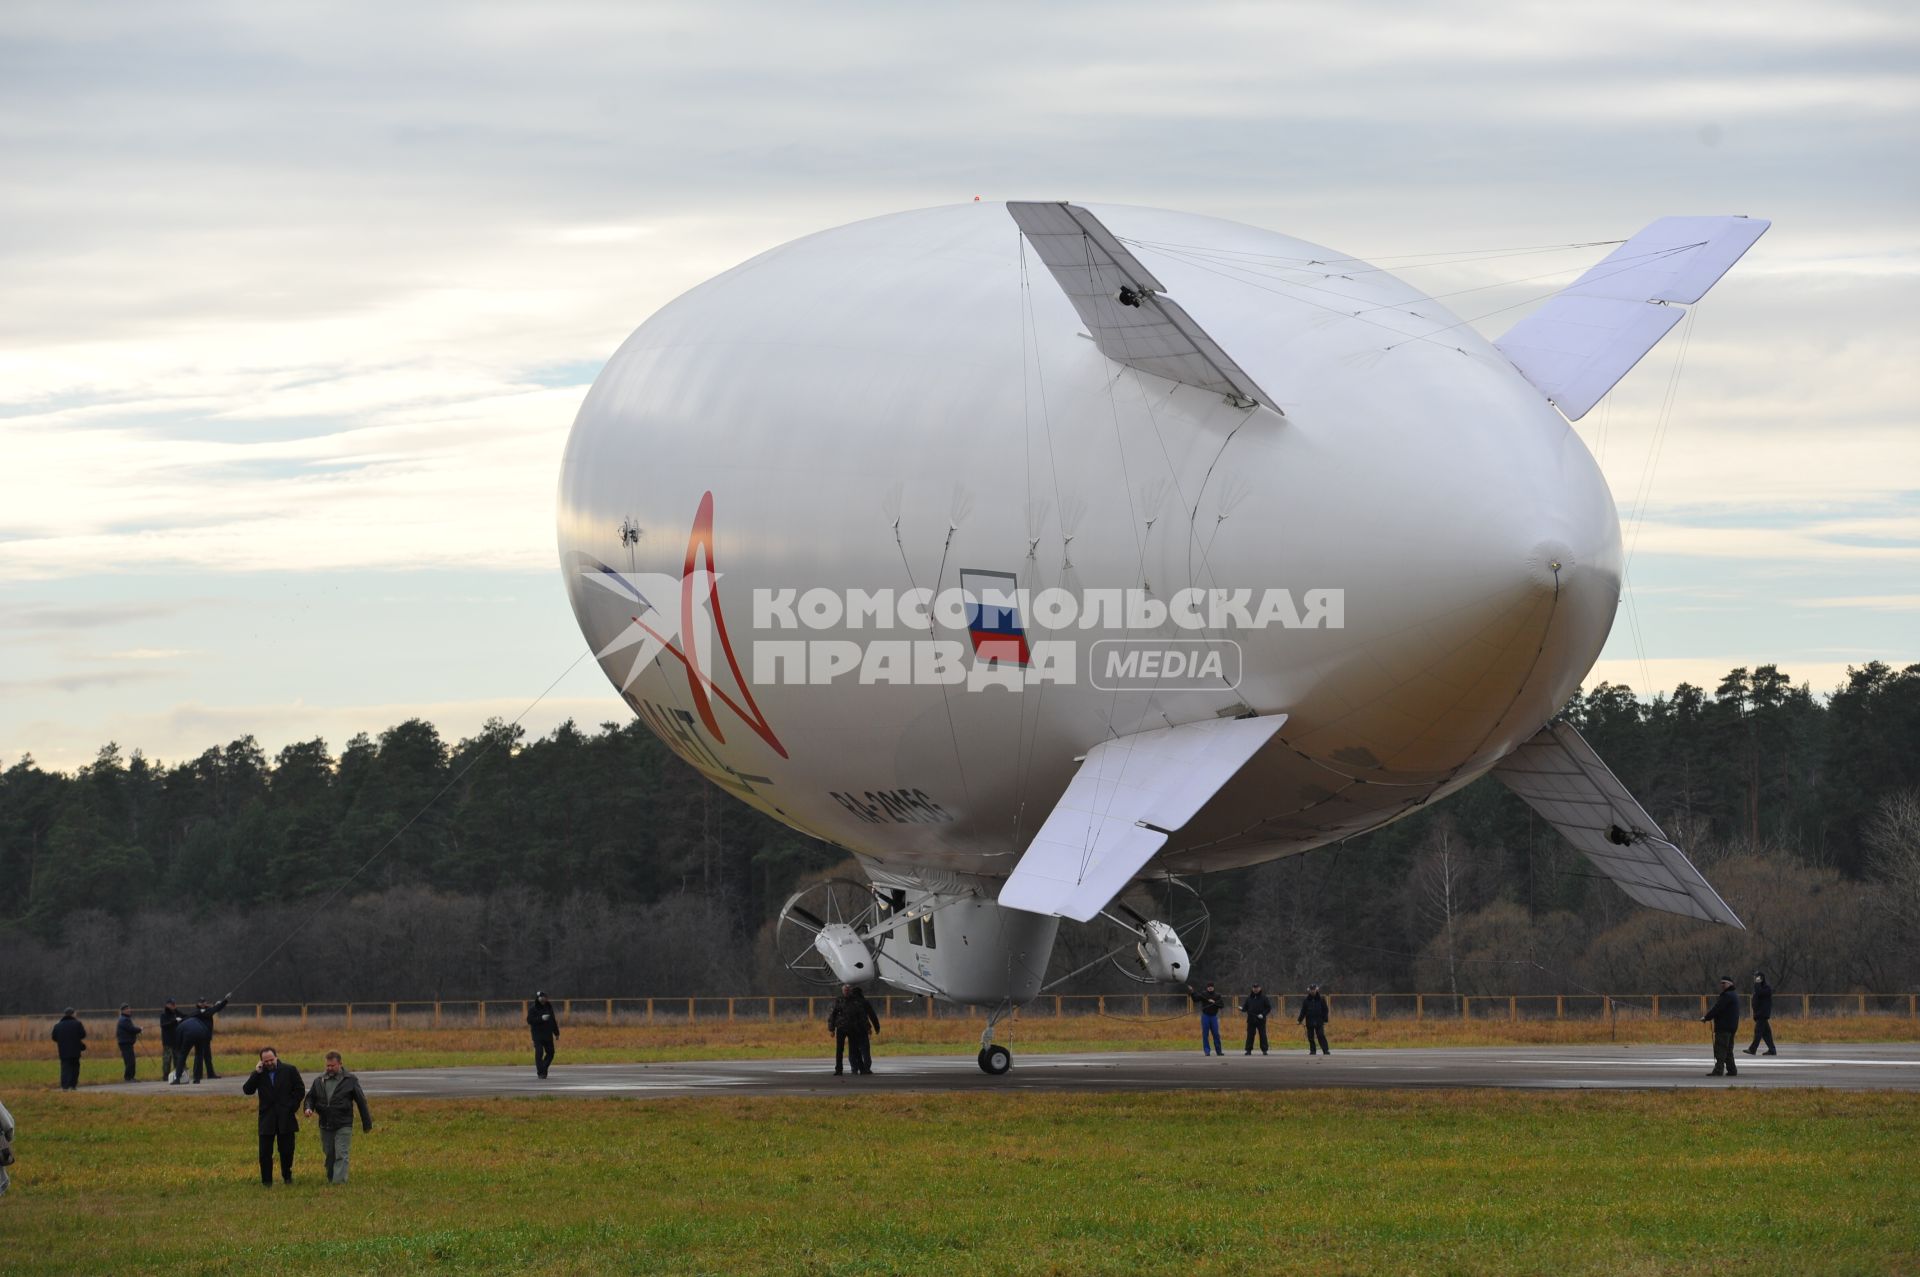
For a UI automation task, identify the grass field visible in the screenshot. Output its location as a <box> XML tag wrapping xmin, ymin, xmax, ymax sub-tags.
<box><xmin>4</xmin><ymin>1012</ymin><xmax>1916</xmax><ymax>1092</ymax></box>
<box><xmin>2</xmin><ymin>1087</ymin><xmax>1915</xmax><ymax>1275</ymax></box>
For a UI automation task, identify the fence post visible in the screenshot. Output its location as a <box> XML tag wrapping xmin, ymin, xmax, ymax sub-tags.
<box><xmin>301</xmin><ymin>1005</ymin><xmax>309</xmax><ymax>1029</ymax></box>
<box><xmin>687</xmin><ymin>997</ymin><xmax>694</xmax><ymax>1023</ymax></box>
<box><xmin>768</xmin><ymin>996</ymin><xmax>775</xmax><ymax>1021</ymax></box>
<box><xmin>727</xmin><ymin>998</ymin><xmax>735</xmax><ymax>1024</ymax></box>
<box><xmin>1415</xmin><ymin>994</ymin><xmax>1423</xmax><ymax>1022</ymax></box>
<box><xmin>1369</xmin><ymin>994</ymin><xmax>1377</xmax><ymax>1021</ymax></box>
<box><xmin>1509</xmin><ymin>996</ymin><xmax>1517</xmax><ymax>1023</ymax></box>
<box><xmin>1698</xmin><ymin>994</ymin><xmax>1707</xmax><ymax>1015</ymax></box>
<box><xmin>346</xmin><ymin>1004</ymin><xmax>353</xmax><ymax>1030</ymax></box>
<box><xmin>647</xmin><ymin>998</ymin><xmax>654</xmax><ymax>1025</ymax></box>
<box><xmin>807</xmin><ymin>997</ymin><xmax>815</xmax><ymax>1020</ymax></box>
<box><xmin>606</xmin><ymin>997</ymin><xmax>614</xmax><ymax>1025</ymax></box>
<box><xmin>1802</xmin><ymin>993</ymin><xmax>1810</xmax><ymax>1018</ymax></box>
<box><xmin>1055</xmin><ymin>995</ymin><xmax>1062</xmax><ymax>1017</ymax></box>
<box><xmin>389</xmin><ymin>1002</ymin><xmax>397</xmax><ymax>1030</ymax></box>
<box><xmin>1859</xmin><ymin>993</ymin><xmax>1867</xmax><ymax>1015</ymax></box>
<box><xmin>1141</xmin><ymin>994</ymin><xmax>1149</xmax><ymax>1017</ymax></box>
<box><xmin>925</xmin><ymin>996</ymin><xmax>933</xmax><ymax>1020</ymax></box>
<box><xmin>1462</xmin><ymin>996</ymin><xmax>1470</xmax><ymax>1021</ymax></box>
<box><xmin>1652</xmin><ymin>995</ymin><xmax>1660</xmax><ymax>1019</ymax></box>
<box><xmin>477</xmin><ymin>1001</ymin><xmax>486</xmax><ymax>1028</ymax></box>
<box><xmin>433</xmin><ymin>1001</ymin><xmax>441</xmax><ymax>1029</ymax></box>
<box><xmin>1910</xmin><ymin>994</ymin><xmax>1916</xmax><ymax>1020</ymax></box>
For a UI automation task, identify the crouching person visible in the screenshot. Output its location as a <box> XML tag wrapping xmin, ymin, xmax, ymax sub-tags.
<box><xmin>303</xmin><ymin>1051</ymin><xmax>373</xmax><ymax>1184</ymax></box>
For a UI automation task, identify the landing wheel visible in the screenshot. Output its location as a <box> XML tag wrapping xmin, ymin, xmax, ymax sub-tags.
<box><xmin>977</xmin><ymin>1044</ymin><xmax>1012</xmax><ymax>1075</ymax></box>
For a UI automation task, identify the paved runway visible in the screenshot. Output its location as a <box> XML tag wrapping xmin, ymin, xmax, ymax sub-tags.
<box><xmin>119</xmin><ymin>1044</ymin><xmax>1920</xmax><ymax>1099</ymax></box>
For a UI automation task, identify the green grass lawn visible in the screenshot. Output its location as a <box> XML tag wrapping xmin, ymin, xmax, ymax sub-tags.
<box><xmin>3</xmin><ymin>1088</ymin><xmax>1915</xmax><ymax>1275</ymax></box>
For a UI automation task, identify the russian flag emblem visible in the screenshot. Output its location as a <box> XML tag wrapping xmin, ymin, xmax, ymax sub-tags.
<box><xmin>960</xmin><ymin>568</ymin><xmax>1029</xmax><ymax>666</ymax></box>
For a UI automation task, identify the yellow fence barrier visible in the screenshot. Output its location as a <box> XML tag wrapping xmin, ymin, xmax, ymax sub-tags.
<box><xmin>10</xmin><ymin>991</ymin><xmax>1918</xmax><ymax>1036</ymax></box>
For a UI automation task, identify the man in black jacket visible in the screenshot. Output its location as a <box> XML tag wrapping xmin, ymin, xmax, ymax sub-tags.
<box><xmin>528</xmin><ymin>993</ymin><xmax>560</xmax><ymax>1078</ymax></box>
<box><xmin>51</xmin><ymin>1008</ymin><xmax>87</xmax><ymax>1090</ymax></box>
<box><xmin>1241</xmin><ymin>984</ymin><xmax>1272</xmax><ymax>1055</ymax></box>
<box><xmin>842</xmin><ymin>986</ymin><xmax>881</xmax><ymax>1075</ymax></box>
<box><xmin>1744</xmin><ymin>970</ymin><xmax>1777</xmax><ymax>1056</ymax></box>
<box><xmin>828</xmin><ymin>984</ymin><xmax>856</xmax><ymax>1075</ymax></box>
<box><xmin>1298</xmin><ymin>984</ymin><xmax>1331</xmax><ymax>1055</ymax></box>
<box><xmin>159</xmin><ymin>999</ymin><xmax>187</xmax><ymax>1083</ymax></box>
<box><xmin>242</xmin><ymin>1046</ymin><xmax>304</xmax><ymax>1186</ymax></box>
<box><xmin>1185</xmin><ymin>982</ymin><xmax>1225</xmax><ymax>1056</ymax></box>
<box><xmin>115</xmin><ymin>1004</ymin><xmax>143</xmax><ymax>1081</ymax></box>
<box><xmin>303</xmin><ymin>1051</ymin><xmax>373</xmax><ymax>1184</ymax></box>
<box><xmin>1703</xmin><ymin>976</ymin><xmax>1741</xmax><ymax>1077</ymax></box>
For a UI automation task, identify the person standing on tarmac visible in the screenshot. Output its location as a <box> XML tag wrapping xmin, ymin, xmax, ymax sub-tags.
<box><xmin>51</xmin><ymin>1009</ymin><xmax>87</xmax><ymax>1090</ymax></box>
<box><xmin>1298</xmin><ymin>984</ymin><xmax>1331</xmax><ymax>1055</ymax></box>
<box><xmin>828</xmin><ymin>984</ymin><xmax>857</xmax><ymax>1076</ymax></box>
<box><xmin>843</xmin><ymin>985</ymin><xmax>881</xmax><ymax>1075</ymax></box>
<box><xmin>115</xmin><ymin>1005</ymin><xmax>143</xmax><ymax>1081</ymax></box>
<box><xmin>1745</xmin><ymin>971</ymin><xmax>1777</xmax><ymax>1056</ymax></box>
<box><xmin>159</xmin><ymin>999</ymin><xmax>188</xmax><ymax>1083</ymax></box>
<box><xmin>1703</xmin><ymin>976</ymin><xmax>1741</xmax><ymax>1077</ymax></box>
<box><xmin>1185</xmin><ymin>982</ymin><xmax>1225</xmax><ymax>1057</ymax></box>
<box><xmin>1240</xmin><ymin>983</ymin><xmax>1272</xmax><ymax>1056</ymax></box>
<box><xmin>528</xmin><ymin>992</ymin><xmax>560</xmax><ymax>1078</ymax></box>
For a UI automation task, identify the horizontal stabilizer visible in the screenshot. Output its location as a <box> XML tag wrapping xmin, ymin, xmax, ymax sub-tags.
<box><xmin>1008</xmin><ymin>201</ymin><xmax>1281</xmax><ymax>413</ymax></box>
<box><xmin>999</xmin><ymin>714</ymin><xmax>1285</xmax><ymax>922</ymax></box>
<box><xmin>1491</xmin><ymin>721</ymin><xmax>1743</xmax><ymax>927</ymax></box>
<box><xmin>1496</xmin><ymin>215</ymin><xmax>1768</xmax><ymax>420</ymax></box>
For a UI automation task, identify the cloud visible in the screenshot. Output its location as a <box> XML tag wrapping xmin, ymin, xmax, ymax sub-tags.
<box><xmin>0</xmin><ymin>600</ymin><xmax>189</xmax><ymax>635</ymax></box>
<box><xmin>1797</xmin><ymin>594</ymin><xmax>1920</xmax><ymax>612</ymax></box>
<box><xmin>0</xmin><ymin>0</ymin><xmax>1914</xmax><ymax>764</ymax></box>
<box><xmin>0</xmin><ymin>668</ymin><xmax>169</xmax><ymax>695</ymax></box>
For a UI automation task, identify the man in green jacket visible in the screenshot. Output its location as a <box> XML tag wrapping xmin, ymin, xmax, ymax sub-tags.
<box><xmin>302</xmin><ymin>1051</ymin><xmax>374</xmax><ymax>1183</ymax></box>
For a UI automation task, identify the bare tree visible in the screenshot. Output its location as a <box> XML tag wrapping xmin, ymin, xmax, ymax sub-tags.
<box><xmin>1416</xmin><ymin>824</ymin><xmax>1469</xmax><ymax>995</ymax></box>
<box><xmin>1866</xmin><ymin>790</ymin><xmax>1920</xmax><ymax>955</ymax></box>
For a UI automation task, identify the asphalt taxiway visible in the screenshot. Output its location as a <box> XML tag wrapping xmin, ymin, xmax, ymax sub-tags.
<box><xmin>117</xmin><ymin>1043</ymin><xmax>1920</xmax><ymax>1099</ymax></box>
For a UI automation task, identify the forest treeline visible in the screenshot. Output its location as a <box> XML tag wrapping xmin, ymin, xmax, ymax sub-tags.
<box><xmin>3</xmin><ymin>661</ymin><xmax>1917</xmax><ymax>1012</ymax></box>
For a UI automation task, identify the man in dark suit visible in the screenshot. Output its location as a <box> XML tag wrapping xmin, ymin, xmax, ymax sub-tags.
<box><xmin>527</xmin><ymin>992</ymin><xmax>560</xmax><ymax>1078</ymax></box>
<box><xmin>1744</xmin><ymin>970</ymin><xmax>1777</xmax><ymax>1056</ymax></box>
<box><xmin>51</xmin><ymin>1008</ymin><xmax>87</xmax><ymax>1090</ymax></box>
<box><xmin>1241</xmin><ymin>984</ymin><xmax>1273</xmax><ymax>1055</ymax></box>
<box><xmin>1297</xmin><ymin>983</ymin><xmax>1332</xmax><ymax>1055</ymax></box>
<box><xmin>842</xmin><ymin>986</ymin><xmax>881</xmax><ymax>1075</ymax></box>
<box><xmin>1703</xmin><ymin>976</ymin><xmax>1741</xmax><ymax>1078</ymax></box>
<box><xmin>159</xmin><ymin>999</ymin><xmax>188</xmax><ymax>1083</ymax></box>
<box><xmin>241</xmin><ymin>1046</ymin><xmax>304</xmax><ymax>1185</ymax></box>
<box><xmin>115</xmin><ymin>1004</ymin><xmax>143</xmax><ymax>1081</ymax></box>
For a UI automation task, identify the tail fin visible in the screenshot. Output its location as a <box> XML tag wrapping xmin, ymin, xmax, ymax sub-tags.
<box><xmin>1496</xmin><ymin>216</ymin><xmax>1769</xmax><ymax>420</ymax></box>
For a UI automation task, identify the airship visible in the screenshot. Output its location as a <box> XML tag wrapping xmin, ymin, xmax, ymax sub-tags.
<box><xmin>557</xmin><ymin>200</ymin><xmax>1768</xmax><ymax>1072</ymax></box>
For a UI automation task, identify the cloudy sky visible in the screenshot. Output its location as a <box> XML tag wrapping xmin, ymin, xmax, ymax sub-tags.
<box><xmin>3</xmin><ymin>0</ymin><xmax>1915</xmax><ymax>770</ymax></box>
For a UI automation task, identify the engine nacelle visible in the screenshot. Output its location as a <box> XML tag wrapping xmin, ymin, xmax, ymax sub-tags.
<box><xmin>1134</xmin><ymin>919</ymin><xmax>1190</xmax><ymax>983</ymax></box>
<box><xmin>812</xmin><ymin>923</ymin><xmax>878</xmax><ymax>984</ymax></box>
